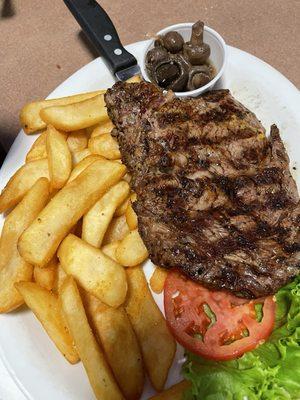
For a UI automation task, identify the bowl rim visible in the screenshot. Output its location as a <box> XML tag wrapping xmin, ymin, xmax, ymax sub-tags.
<box><xmin>140</xmin><ymin>22</ymin><xmax>228</xmax><ymax>97</ymax></box>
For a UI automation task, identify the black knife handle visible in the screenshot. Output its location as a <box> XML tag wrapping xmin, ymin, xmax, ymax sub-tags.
<box><xmin>63</xmin><ymin>0</ymin><xmax>137</xmax><ymax>74</ymax></box>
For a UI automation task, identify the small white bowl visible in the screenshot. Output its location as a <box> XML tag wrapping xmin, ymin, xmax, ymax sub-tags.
<box><xmin>141</xmin><ymin>22</ymin><xmax>227</xmax><ymax>97</ymax></box>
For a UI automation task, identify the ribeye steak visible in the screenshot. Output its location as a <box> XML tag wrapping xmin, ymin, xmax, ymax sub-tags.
<box><xmin>105</xmin><ymin>82</ymin><xmax>300</xmax><ymax>298</ymax></box>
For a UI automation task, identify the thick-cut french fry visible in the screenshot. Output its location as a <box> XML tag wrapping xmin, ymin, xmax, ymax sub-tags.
<box><xmin>116</xmin><ymin>229</ymin><xmax>148</xmax><ymax>267</ymax></box>
<box><xmin>125</xmin><ymin>201</ymin><xmax>138</xmax><ymax>230</ymax></box>
<box><xmin>150</xmin><ymin>267</ymin><xmax>168</xmax><ymax>294</ymax></box>
<box><xmin>26</xmin><ymin>132</ymin><xmax>47</xmax><ymax>162</ymax></box>
<box><xmin>0</xmin><ymin>178</ymin><xmax>50</xmax><ymax>312</ymax></box>
<box><xmin>67</xmin><ymin>130</ymin><xmax>88</xmax><ymax>152</ymax></box>
<box><xmin>149</xmin><ymin>381</ymin><xmax>191</xmax><ymax>400</ymax></box>
<box><xmin>125</xmin><ymin>268</ymin><xmax>176</xmax><ymax>391</ymax></box>
<box><xmin>72</xmin><ymin>148</ymin><xmax>92</xmax><ymax>165</ymax></box>
<box><xmin>82</xmin><ymin>181</ymin><xmax>130</xmax><ymax>247</ymax></box>
<box><xmin>40</xmin><ymin>94</ymin><xmax>109</xmax><ymax>132</ymax></box>
<box><xmin>33</xmin><ymin>257</ymin><xmax>58</xmax><ymax>290</ymax></box>
<box><xmin>101</xmin><ymin>241</ymin><xmax>120</xmax><ymax>262</ymax></box>
<box><xmin>18</xmin><ymin>160</ymin><xmax>126</xmax><ymax>267</ymax></box>
<box><xmin>67</xmin><ymin>155</ymin><xmax>104</xmax><ymax>183</ymax></box>
<box><xmin>20</xmin><ymin>90</ymin><xmax>106</xmax><ymax>134</ymax></box>
<box><xmin>15</xmin><ymin>281</ymin><xmax>79</xmax><ymax>364</ymax></box>
<box><xmin>53</xmin><ymin>263</ymin><xmax>67</xmax><ymax>293</ymax></box>
<box><xmin>83</xmin><ymin>293</ymin><xmax>144</xmax><ymax>400</ymax></box>
<box><xmin>60</xmin><ymin>276</ymin><xmax>123</xmax><ymax>400</ymax></box>
<box><xmin>103</xmin><ymin>215</ymin><xmax>130</xmax><ymax>245</ymax></box>
<box><xmin>46</xmin><ymin>125</ymin><xmax>72</xmax><ymax>189</ymax></box>
<box><xmin>88</xmin><ymin>133</ymin><xmax>121</xmax><ymax>160</ymax></box>
<box><xmin>0</xmin><ymin>158</ymin><xmax>49</xmax><ymax>213</ymax></box>
<box><xmin>90</xmin><ymin>120</ymin><xmax>114</xmax><ymax>138</ymax></box>
<box><xmin>114</xmin><ymin>196</ymin><xmax>130</xmax><ymax>217</ymax></box>
<box><xmin>122</xmin><ymin>173</ymin><xmax>132</xmax><ymax>183</ymax></box>
<box><xmin>58</xmin><ymin>234</ymin><xmax>127</xmax><ymax>307</ymax></box>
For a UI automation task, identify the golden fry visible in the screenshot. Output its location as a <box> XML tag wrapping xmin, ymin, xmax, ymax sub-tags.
<box><xmin>90</xmin><ymin>120</ymin><xmax>114</xmax><ymax>138</ymax></box>
<box><xmin>125</xmin><ymin>267</ymin><xmax>176</xmax><ymax>391</ymax></box>
<box><xmin>116</xmin><ymin>229</ymin><xmax>148</xmax><ymax>267</ymax></box>
<box><xmin>149</xmin><ymin>381</ymin><xmax>191</xmax><ymax>400</ymax></box>
<box><xmin>72</xmin><ymin>148</ymin><xmax>92</xmax><ymax>165</ymax></box>
<box><xmin>60</xmin><ymin>276</ymin><xmax>123</xmax><ymax>400</ymax></box>
<box><xmin>53</xmin><ymin>263</ymin><xmax>67</xmax><ymax>293</ymax></box>
<box><xmin>84</xmin><ymin>293</ymin><xmax>144</xmax><ymax>400</ymax></box>
<box><xmin>46</xmin><ymin>125</ymin><xmax>72</xmax><ymax>189</ymax></box>
<box><xmin>125</xmin><ymin>201</ymin><xmax>138</xmax><ymax>230</ymax></box>
<box><xmin>18</xmin><ymin>160</ymin><xmax>126</xmax><ymax>267</ymax></box>
<box><xmin>0</xmin><ymin>178</ymin><xmax>50</xmax><ymax>312</ymax></box>
<box><xmin>102</xmin><ymin>215</ymin><xmax>130</xmax><ymax>245</ymax></box>
<box><xmin>20</xmin><ymin>90</ymin><xmax>106</xmax><ymax>134</ymax></box>
<box><xmin>40</xmin><ymin>94</ymin><xmax>109</xmax><ymax>132</ymax></box>
<box><xmin>0</xmin><ymin>158</ymin><xmax>49</xmax><ymax>213</ymax></box>
<box><xmin>58</xmin><ymin>234</ymin><xmax>127</xmax><ymax>307</ymax></box>
<box><xmin>67</xmin><ymin>155</ymin><xmax>104</xmax><ymax>183</ymax></box>
<box><xmin>33</xmin><ymin>257</ymin><xmax>58</xmax><ymax>291</ymax></box>
<box><xmin>101</xmin><ymin>241</ymin><xmax>120</xmax><ymax>263</ymax></box>
<box><xmin>26</xmin><ymin>132</ymin><xmax>47</xmax><ymax>162</ymax></box>
<box><xmin>15</xmin><ymin>281</ymin><xmax>79</xmax><ymax>364</ymax></box>
<box><xmin>88</xmin><ymin>133</ymin><xmax>121</xmax><ymax>160</ymax></box>
<box><xmin>150</xmin><ymin>267</ymin><xmax>168</xmax><ymax>294</ymax></box>
<box><xmin>67</xmin><ymin>129</ymin><xmax>88</xmax><ymax>152</ymax></box>
<box><xmin>114</xmin><ymin>196</ymin><xmax>130</xmax><ymax>217</ymax></box>
<box><xmin>82</xmin><ymin>181</ymin><xmax>130</xmax><ymax>247</ymax></box>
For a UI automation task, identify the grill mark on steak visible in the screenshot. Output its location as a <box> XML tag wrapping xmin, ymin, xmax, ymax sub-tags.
<box><xmin>105</xmin><ymin>82</ymin><xmax>300</xmax><ymax>298</ymax></box>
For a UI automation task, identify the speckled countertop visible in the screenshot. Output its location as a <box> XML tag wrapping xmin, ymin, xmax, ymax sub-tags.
<box><xmin>0</xmin><ymin>0</ymin><xmax>299</xmax><ymax>150</ymax></box>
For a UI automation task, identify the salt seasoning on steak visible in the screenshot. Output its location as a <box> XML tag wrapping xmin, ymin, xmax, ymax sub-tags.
<box><xmin>105</xmin><ymin>82</ymin><xmax>300</xmax><ymax>298</ymax></box>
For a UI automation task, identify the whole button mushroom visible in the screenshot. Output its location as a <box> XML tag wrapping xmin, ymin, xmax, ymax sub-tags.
<box><xmin>146</xmin><ymin>46</ymin><xmax>169</xmax><ymax>68</ymax></box>
<box><xmin>187</xmin><ymin>65</ymin><xmax>211</xmax><ymax>90</ymax></box>
<box><xmin>183</xmin><ymin>21</ymin><xmax>210</xmax><ymax>65</ymax></box>
<box><xmin>152</xmin><ymin>55</ymin><xmax>189</xmax><ymax>92</ymax></box>
<box><xmin>162</xmin><ymin>31</ymin><xmax>184</xmax><ymax>53</ymax></box>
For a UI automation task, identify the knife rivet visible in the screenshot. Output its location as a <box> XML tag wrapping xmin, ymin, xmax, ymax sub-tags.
<box><xmin>114</xmin><ymin>48</ymin><xmax>123</xmax><ymax>55</ymax></box>
<box><xmin>104</xmin><ymin>34</ymin><xmax>112</xmax><ymax>41</ymax></box>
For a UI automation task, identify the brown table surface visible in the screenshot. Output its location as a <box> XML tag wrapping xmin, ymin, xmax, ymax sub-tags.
<box><xmin>0</xmin><ymin>0</ymin><xmax>299</xmax><ymax>151</ymax></box>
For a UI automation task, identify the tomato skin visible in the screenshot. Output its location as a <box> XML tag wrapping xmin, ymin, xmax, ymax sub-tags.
<box><xmin>164</xmin><ymin>270</ymin><xmax>276</xmax><ymax>361</ymax></box>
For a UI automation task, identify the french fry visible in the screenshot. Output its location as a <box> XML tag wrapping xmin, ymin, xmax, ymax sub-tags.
<box><xmin>60</xmin><ymin>276</ymin><xmax>123</xmax><ymax>400</ymax></box>
<box><xmin>102</xmin><ymin>215</ymin><xmax>130</xmax><ymax>245</ymax></box>
<box><xmin>67</xmin><ymin>155</ymin><xmax>104</xmax><ymax>183</ymax></box>
<box><xmin>53</xmin><ymin>263</ymin><xmax>67</xmax><ymax>293</ymax></box>
<box><xmin>0</xmin><ymin>158</ymin><xmax>49</xmax><ymax>213</ymax></box>
<box><xmin>115</xmin><ymin>196</ymin><xmax>130</xmax><ymax>217</ymax></box>
<box><xmin>15</xmin><ymin>281</ymin><xmax>79</xmax><ymax>364</ymax></box>
<box><xmin>46</xmin><ymin>125</ymin><xmax>72</xmax><ymax>189</ymax></box>
<box><xmin>126</xmin><ymin>75</ymin><xmax>142</xmax><ymax>83</ymax></box>
<box><xmin>101</xmin><ymin>241</ymin><xmax>120</xmax><ymax>262</ymax></box>
<box><xmin>33</xmin><ymin>257</ymin><xmax>58</xmax><ymax>290</ymax></box>
<box><xmin>18</xmin><ymin>160</ymin><xmax>126</xmax><ymax>267</ymax></box>
<box><xmin>72</xmin><ymin>148</ymin><xmax>92</xmax><ymax>165</ymax></box>
<box><xmin>125</xmin><ymin>201</ymin><xmax>138</xmax><ymax>230</ymax></box>
<box><xmin>150</xmin><ymin>267</ymin><xmax>168</xmax><ymax>294</ymax></box>
<box><xmin>83</xmin><ymin>293</ymin><xmax>144</xmax><ymax>400</ymax></box>
<box><xmin>149</xmin><ymin>381</ymin><xmax>191</xmax><ymax>400</ymax></box>
<box><xmin>40</xmin><ymin>94</ymin><xmax>109</xmax><ymax>132</ymax></box>
<box><xmin>82</xmin><ymin>181</ymin><xmax>130</xmax><ymax>247</ymax></box>
<box><xmin>26</xmin><ymin>132</ymin><xmax>47</xmax><ymax>162</ymax></box>
<box><xmin>90</xmin><ymin>120</ymin><xmax>114</xmax><ymax>138</ymax></box>
<box><xmin>58</xmin><ymin>234</ymin><xmax>127</xmax><ymax>307</ymax></box>
<box><xmin>67</xmin><ymin>129</ymin><xmax>88</xmax><ymax>152</ymax></box>
<box><xmin>116</xmin><ymin>229</ymin><xmax>148</xmax><ymax>267</ymax></box>
<box><xmin>88</xmin><ymin>133</ymin><xmax>121</xmax><ymax>160</ymax></box>
<box><xmin>125</xmin><ymin>268</ymin><xmax>176</xmax><ymax>391</ymax></box>
<box><xmin>20</xmin><ymin>89</ymin><xmax>106</xmax><ymax>134</ymax></box>
<box><xmin>0</xmin><ymin>178</ymin><xmax>50</xmax><ymax>312</ymax></box>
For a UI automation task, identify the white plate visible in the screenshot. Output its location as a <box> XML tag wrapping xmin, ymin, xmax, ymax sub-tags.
<box><xmin>0</xmin><ymin>40</ymin><xmax>299</xmax><ymax>400</ymax></box>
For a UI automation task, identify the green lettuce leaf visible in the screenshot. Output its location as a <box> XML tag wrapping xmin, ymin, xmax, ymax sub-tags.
<box><xmin>183</xmin><ymin>277</ymin><xmax>300</xmax><ymax>399</ymax></box>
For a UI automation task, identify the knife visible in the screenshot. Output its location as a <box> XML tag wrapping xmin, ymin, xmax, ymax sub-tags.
<box><xmin>63</xmin><ymin>0</ymin><xmax>141</xmax><ymax>81</ymax></box>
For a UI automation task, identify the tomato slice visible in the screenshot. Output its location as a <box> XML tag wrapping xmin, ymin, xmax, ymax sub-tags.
<box><xmin>164</xmin><ymin>270</ymin><xmax>276</xmax><ymax>361</ymax></box>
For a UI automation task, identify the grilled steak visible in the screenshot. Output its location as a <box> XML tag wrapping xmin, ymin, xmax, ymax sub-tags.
<box><xmin>105</xmin><ymin>82</ymin><xmax>300</xmax><ymax>298</ymax></box>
